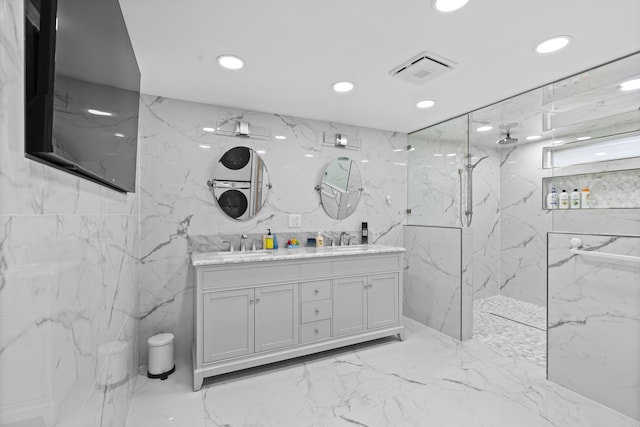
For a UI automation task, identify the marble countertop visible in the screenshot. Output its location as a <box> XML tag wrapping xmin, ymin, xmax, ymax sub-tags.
<box><xmin>191</xmin><ymin>244</ymin><xmax>405</xmax><ymax>266</ymax></box>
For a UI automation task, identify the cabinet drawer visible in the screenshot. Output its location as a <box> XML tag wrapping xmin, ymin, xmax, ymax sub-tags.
<box><xmin>201</xmin><ymin>264</ymin><xmax>298</xmax><ymax>289</ymax></box>
<box><xmin>332</xmin><ymin>256</ymin><xmax>399</xmax><ymax>276</ymax></box>
<box><xmin>300</xmin><ymin>280</ymin><xmax>331</xmax><ymax>302</ymax></box>
<box><xmin>301</xmin><ymin>299</ymin><xmax>332</xmax><ymax>323</ymax></box>
<box><xmin>299</xmin><ymin>261</ymin><xmax>331</xmax><ymax>278</ymax></box>
<box><xmin>301</xmin><ymin>319</ymin><xmax>331</xmax><ymax>343</ymax></box>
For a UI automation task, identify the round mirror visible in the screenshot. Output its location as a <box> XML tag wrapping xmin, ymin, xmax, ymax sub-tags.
<box><xmin>208</xmin><ymin>146</ymin><xmax>271</xmax><ymax>220</ymax></box>
<box><xmin>318</xmin><ymin>157</ymin><xmax>363</xmax><ymax>219</ymax></box>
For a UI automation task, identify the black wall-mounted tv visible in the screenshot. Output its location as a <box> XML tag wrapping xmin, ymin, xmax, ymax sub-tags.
<box><xmin>25</xmin><ymin>0</ymin><xmax>141</xmax><ymax>193</ymax></box>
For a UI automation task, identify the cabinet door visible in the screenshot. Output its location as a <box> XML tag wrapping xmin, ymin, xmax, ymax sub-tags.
<box><xmin>255</xmin><ymin>284</ymin><xmax>299</xmax><ymax>352</ymax></box>
<box><xmin>367</xmin><ymin>273</ymin><xmax>399</xmax><ymax>330</ymax></box>
<box><xmin>333</xmin><ymin>276</ymin><xmax>367</xmax><ymax>336</ymax></box>
<box><xmin>203</xmin><ymin>289</ymin><xmax>255</xmax><ymax>363</ymax></box>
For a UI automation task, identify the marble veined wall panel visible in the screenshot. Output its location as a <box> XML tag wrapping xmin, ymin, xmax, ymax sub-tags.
<box><xmin>403</xmin><ymin>226</ymin><xmax>466</xmax><ymax>340</ymax></box>
<box><xmin>0</xmin><ymin>2</ymin><xmax>139</xmax><ymax>425</ymax></box>
<box><xmin>469</xmin><ymin>144</ymin><xmax>501</xmax><ymax>300</ymax></box>
<box><xmin>138</xmin><ymin>95</ymin><xmax>408</xmax><ymax>362</ymax></box>
<box><xmin>499</xmin><ymin>142</ymin><xmax>552</xmax><ymax>306</ymax></box>
<box><xmin>548</xmin><ymin>232</ymin><xmax>640</xmax><ymax>421</ymax></box>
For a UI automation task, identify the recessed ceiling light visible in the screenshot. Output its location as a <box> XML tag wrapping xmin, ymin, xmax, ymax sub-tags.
<box><xmin>476</xmin><ymin>125</ymin><xmax>492</xmax><ymax>132</ymax></box>
<box><xmin>433</xmin><ymin>153</ymin><xmax>443</xmax><ymax>157</ymax></box>
<box><xmin>577</xmin><ymin>136</ymin><xmax>591</xmax><ymax>141</ymax></box>
<box><xmin>274</xmin><ymin>135</ymin><xmax>287</xmax><ymax>140</ymax></box>
<box><xmin>535</xmin><ymin>36</ymin><xmax>571</xmax><ymax>54</ymax></box>
<box><xmin>361</xmin><ymin>159</ymin><xmax>369</xmax><ymax>163</ymax></box>
<box><xmin>446</xmin><ymin>153</ymin><xmax>456</xmax><ymax>157</ymax></box>
<box><xmin>305</xmin><ymin>154</ymin><xmax>314</xmax><ymax>158</ymax></box>
<box><xmin>433</xmin><ymin>0</ymin><xmax>469</xmax><ymax>12</ymax></box>
<box><xmin>620</xmin><ymin>78</ymin><xmax>640</xmax><ymax>91</ymax></box>
<box><xmin>217</xmin><ymin>54</ymin><xmax>244</xmax><ymax>70</ymax></box>
<box><xmin>526</xmin><ymin>135</ymin><xmax>542</xmax><ymax>141</ymax></box>
<box><xmin>202</xmin><ymin>127</ymin><xmax>215</xmax><ymax>132</ymax></box>
<box><xmin>88</xmin><ymin>108</ymin><xmax>112</xmax><ymax>116</ymax></box>
<box><xmin>416</xmin><ymin>99</ymin><xmax>436</xmax><ymax>109</ymax></box>
<box><xmin>114</xmin><ymin>133</ymin><xmax>125</xmax><ymax>138</ymax></box>
<box><xmin>393</xmin><ymin>148</ymin><xmax>403</xmax><ymax>152</ymax></box>
<box><xmin>198</xmin><ymin>144</ymin><xmax>211</xmax><ymax>149</ymax></box>
<box><xmin>332</xmin><ymin>81</ymin><xmax>354</xmax><ymax>93</ymax></box>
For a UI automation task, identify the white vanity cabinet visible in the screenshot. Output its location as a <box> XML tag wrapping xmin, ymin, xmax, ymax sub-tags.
<box><xmin>192</xmin><ymin>247</ymin><xmax>404</xmax><ymax>391</ymax></box>
<box><xmin>333</xmin><ymin>272</ymin><xmax>399</xmax><ymax>336</ymax></box>
<box><xmin>202</xmin><ymin>284</ymin><xmax>298</xmax><ymax>363</ymax></box>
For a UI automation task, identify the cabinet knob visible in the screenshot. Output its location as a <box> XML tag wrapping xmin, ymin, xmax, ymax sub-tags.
<box><xmin>315</xmin><ymin>308</ymin><xmax>320</xmax><ymax>314</ymax></box>
<box><xmin>256</xmin><ymin>297</ymin><xmax>261</xmax><ymax>303</ymax></box>
<box><xmin>314</xmin><ymin>288</ymin><xmax>320</xmax><ymax>294</ymax></box>
<box><xmin>249</xmin><ymin>298</ymin><xmax>254</xmax><ymax>304</ymax></box>
<box><xmin>314</xmin><ymin>328</ymin><xmax>319</xmax><ymax>334</ymax></box>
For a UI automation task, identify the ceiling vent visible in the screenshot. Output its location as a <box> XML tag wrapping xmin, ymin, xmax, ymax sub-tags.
<box><xmin>389</xmin><ymin>51</ymin><xmax>456</xmax><ymax>85</ymax></box>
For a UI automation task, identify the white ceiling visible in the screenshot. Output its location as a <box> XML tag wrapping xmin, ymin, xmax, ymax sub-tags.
<box><xmin>119</xmin><ymin>0</ymin><xmax>640</xmax><ymax>134</ymax></box>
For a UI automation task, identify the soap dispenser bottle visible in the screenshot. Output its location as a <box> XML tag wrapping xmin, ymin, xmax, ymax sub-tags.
<box><xmin>265</xmin><ymin>229</ymin><xmax>274</xmax><ymax>249</ymax></box>
<box><xmin>316</xmin><ymin>232</ymin><xmax>324</xmax><ymax>248</ymax></box>
<box><xmin>361</xmin><ymin>222</ymin><xmax>368</xmax><ymax>244</ymax></box>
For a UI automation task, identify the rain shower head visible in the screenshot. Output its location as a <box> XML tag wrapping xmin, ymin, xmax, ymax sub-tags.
<box><xmin>496</xmin><ymin>132</ymin><xmax>518</xmax><ymax>145</ymax></box>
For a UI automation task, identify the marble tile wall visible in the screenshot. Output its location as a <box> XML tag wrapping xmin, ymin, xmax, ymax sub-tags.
<box><xmin>138</xmin><ymin>95</ymin><xmax>407</xmax><ymax>362</ymax></box>
<box><xmin>0</xmin><ymin>1</ymin><xmax>139</xmax><ymax>426</ymax></box>
<box><xmin>468</xmin><ymin>144</ymin><xmax>501</xmax><ymax>300</ymax></box>
<box><xmin>500</xmin><ymin>141</ymin><xmax>640</xmax><ymax>306</ymax></box>
<box><xmin>403</xmin><ymin>226</ymin><xmax>472</xmax><ymax>340</ymax></box>
<box><xmin>499</xmin><ymin>141</ymin><xmax>552</xmax><ymax>306</ymax></box>
<box><xmin>548</xmin><ymin>232</ymin><xmax>640</xmax><ymax>421</ymax></box>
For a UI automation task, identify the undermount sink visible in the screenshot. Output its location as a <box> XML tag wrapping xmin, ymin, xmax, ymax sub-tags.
<box><xmin>215</xmin><ymin>250</ymin><xmax>272</xmax><ymax>257</ymax></box>
<box><xmin>329</xmin><ymin>245</ymin><xmax>369</xmax><ymax>251</ymax></box>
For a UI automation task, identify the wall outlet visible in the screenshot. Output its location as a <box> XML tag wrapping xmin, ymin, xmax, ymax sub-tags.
<box><xmin>288</xmin><ymin>214</ymin><xmax>302</xmax><ymax>228</ymax></box>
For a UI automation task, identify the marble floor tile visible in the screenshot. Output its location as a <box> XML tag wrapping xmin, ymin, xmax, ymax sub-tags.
<box><xmin>125</xmin><ymin>317</ymin><xmax>638</xmax><ymax>427</ymax></box>
<box><xmin>473</xmin><ymin>295</ymin><xmax>546</xmax><ymax>367</ymax></box>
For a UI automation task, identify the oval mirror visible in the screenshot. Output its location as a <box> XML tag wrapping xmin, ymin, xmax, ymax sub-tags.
<box><xmin>208</xmin><ymin>146</ymin><xmax>271</xmax><ymax>220</ymax></box>
<box><xmin>318</xmin><ymin>157</ymin><xmax>363</xmax><ymax>219</ymax></box>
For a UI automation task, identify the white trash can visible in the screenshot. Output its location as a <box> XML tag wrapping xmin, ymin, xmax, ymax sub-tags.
<box><xmin>147</xmin><ymin>333</ymin><xmax>175</xmax><ymax>380</ymax></box>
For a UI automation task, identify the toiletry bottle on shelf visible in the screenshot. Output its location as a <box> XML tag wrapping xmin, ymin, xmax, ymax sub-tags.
<box><xmin>265</xmin><ymin>229</ymin><xmax>274</xmax><ymax>249</ymax></box>
<box><xmin>546</xmin><ymin>187</ymin><xmax>558</xmax><ymax>210</ymax></box>
<box><xmin>316</xmin><ymin>232</ymin><xmax>324</xmax><ymax>248</ymax></box>
<box><xmin>273</xmin><ymin>233</ymin><xmax>278</xmax><ymax>249</ymax></box>
<box><xmin>361</xmin><ymin>222</ymin><xmax>368</xmax><ymax>244</ymax></box>
<box><xmin>581</xmin><ymin>187</ymin><xmax>591</xmax><ymax>208</ymax></box>
<box><xmin>570</xmin><ymin>189</ymin><xmax>581</xmax><ymax>209</ymax></box>
<box><xmin>559</xmin><ymin>190</ymin><xmax>569</xmax><ymax>209</ymax></box>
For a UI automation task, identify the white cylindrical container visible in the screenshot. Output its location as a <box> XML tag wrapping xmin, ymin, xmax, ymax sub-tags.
<box><xmin>570</xmin><ymin>189</ymin><xmax>581</xmax><ymax>209</ymax></box>
<box><xmin>581</xmin><ymin>187</ymin><xmax>591</xmax><ymax>208</ymax></box>
<box><xmin>559</xmin><ymin>190</ymin><xmax>569</xmax><ymax>209</ymax></box>
<box><xmin>147</xmin><ymin>333</ymin><xmax>175</xmax><ymax>380</ymax></box>
<box><xmin>96</xmin><ymin>340</ymin><xmax>129</xmax><ymax>388</ymax></box>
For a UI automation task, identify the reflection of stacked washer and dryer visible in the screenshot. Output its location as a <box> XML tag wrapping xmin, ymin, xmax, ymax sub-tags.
<box><xmin>209</xmin><ymin>147</ymin><xmax>267</xmax><ymax>220</ymax></box>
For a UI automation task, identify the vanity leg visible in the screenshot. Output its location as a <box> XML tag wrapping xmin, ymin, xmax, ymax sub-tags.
<box><xmin>397</xmin><ymin>329</ymin><xmax>405</xmax><ymax>341</ymax></box>
<box><xmin>193</xmin><ymin>371</ymin><xmax>204</xmax><ymax>391</ymax></box>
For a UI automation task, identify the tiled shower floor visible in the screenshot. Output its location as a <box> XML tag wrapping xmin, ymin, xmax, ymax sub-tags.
<box><xmin>473</xmin><ymin>295</ymin><xmax>546</xmax><ymax>367</ymax></box>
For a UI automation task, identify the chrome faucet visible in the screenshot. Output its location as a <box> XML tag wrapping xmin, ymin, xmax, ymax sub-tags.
<box><xmin>240</xmin><ymin>234</ymin><xmax>249</xmax><ymax>252</ymax></box>
<box><xmin>222</xmin><ymin>240</ymin><xmax>234</xmax><ymax>252</ymax></box>
<box><xmin>347</xmin><ymin>236</ymin><xmax>356</xmax><ymax>246</ymax></box>
<box><xmin>339</xmin><ymin>231</ymin><xmax>350</xmax><ymax>246</ymax></box>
